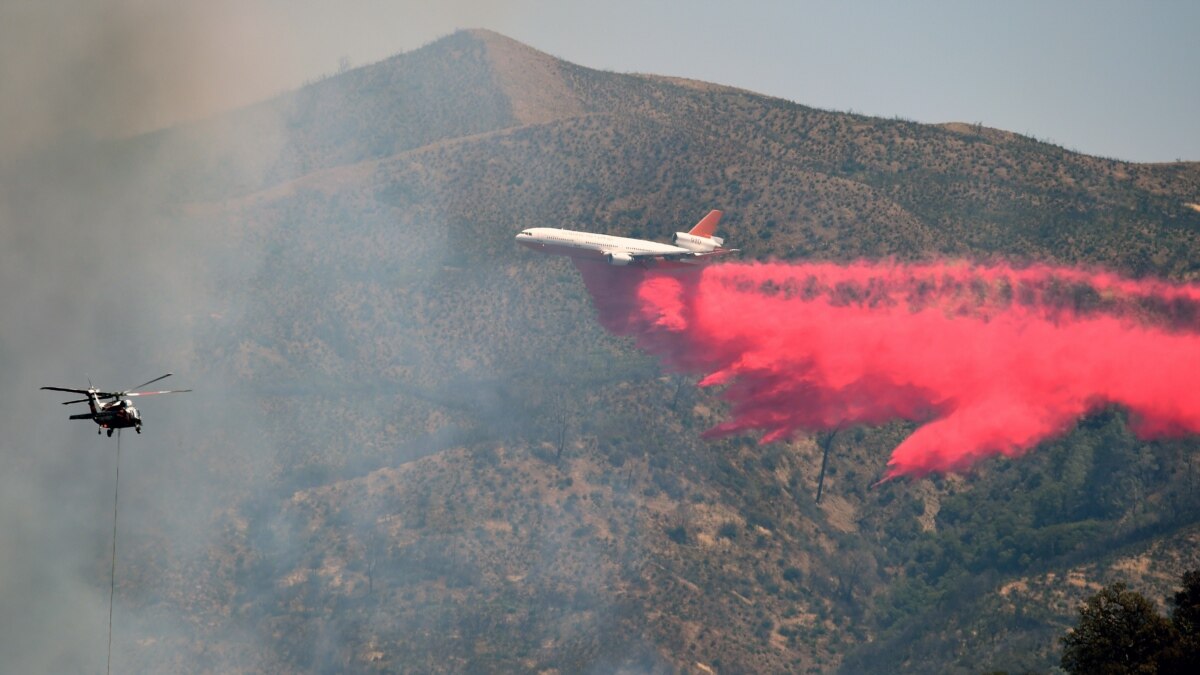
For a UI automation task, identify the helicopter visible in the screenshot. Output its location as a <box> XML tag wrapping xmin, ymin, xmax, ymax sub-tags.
<box><xmin>41</xmin><ymin>374</ymin><xmax>191</xmax><ymax>436</ymax></box>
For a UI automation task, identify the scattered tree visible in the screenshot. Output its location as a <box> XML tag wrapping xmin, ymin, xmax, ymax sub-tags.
<box><xmin>1060</xmin><ymin>573</ymin><xmax>1200</xmax><ymax>674</ymax></box>
<box><xmin>1170</xmin><ymin>569</ymin><xmax>1200</xmax><ymax>636</ymax></box>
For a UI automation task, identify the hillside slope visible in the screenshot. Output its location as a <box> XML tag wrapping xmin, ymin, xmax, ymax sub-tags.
<box><xmin>92</xmin><ymin>29</ymin><xmax>1200</xmax><ymax>673</ymax></box>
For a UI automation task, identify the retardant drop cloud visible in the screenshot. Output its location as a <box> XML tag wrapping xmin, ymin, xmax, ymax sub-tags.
<box><xmin>576</xmin><ymin>260</ymin><xmax>1200</xmax><ymax>479</ymax></box>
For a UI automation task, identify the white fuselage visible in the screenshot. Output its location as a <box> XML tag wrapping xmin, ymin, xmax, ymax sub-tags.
<box><xmin>515</xmin><ymin>228</ymin><xmax>693</xmax><ymax>261</ymax></box>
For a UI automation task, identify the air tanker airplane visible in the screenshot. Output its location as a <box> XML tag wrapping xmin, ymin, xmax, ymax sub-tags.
<box><xmin>515</xmin><ymin>210</ymin><xmax>735</xmax><ymax>266</ymax></box>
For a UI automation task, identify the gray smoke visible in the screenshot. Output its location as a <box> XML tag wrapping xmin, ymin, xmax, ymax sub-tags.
<box><xmin>0</xmin><ymin>4</ymin><xmax>669</xmax><ymax>670</ymax></box>
<box><xmin>0</xmin><ymin>2</ymin><xmax>289</xmax><ymax>670</ymax></box>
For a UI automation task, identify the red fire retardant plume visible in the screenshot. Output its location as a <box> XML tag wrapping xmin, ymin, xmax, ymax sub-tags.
<box><xmin>575</xmin><ymin>260</ymin><xmax>1200</xmax><ymax>479</ymax></box>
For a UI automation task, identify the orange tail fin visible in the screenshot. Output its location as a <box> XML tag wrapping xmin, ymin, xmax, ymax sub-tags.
<box><xmin>688</xmin><ymin>210</ymin><xmax>723</xmax><ymax>238</ymax></box>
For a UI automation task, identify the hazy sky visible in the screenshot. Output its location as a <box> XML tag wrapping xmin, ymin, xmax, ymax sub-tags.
<box><xmin>2</xmin><ymin>0</ymin><xmax>1197</xmax><ymax>162</ymax></box>
<box><xmin>271</xmin><ymin>0</ymin><xmax>1199</xmax><ymax>163</ymax></box>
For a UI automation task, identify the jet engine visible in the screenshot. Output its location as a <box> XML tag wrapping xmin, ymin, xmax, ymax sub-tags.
<box><xmin>605</xmin><ymin>252</ymin><xmax>635</xmax><ymax>266</ymax></box>
<box><xmin>672</xmin><ymin>232</ymin><xmax>724</xmax><ymax>252</ymax></box>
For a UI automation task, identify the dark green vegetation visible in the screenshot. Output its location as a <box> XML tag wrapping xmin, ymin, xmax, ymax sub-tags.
<box><xmin>1059</xmin><ymin>571</ymin><xmax>1200</xmax><ymax>674</ymax></box>
<box><xmin>96</xmin><ymin>30</ymin><xmax>1198</xmax><ymax>673</ymax></box>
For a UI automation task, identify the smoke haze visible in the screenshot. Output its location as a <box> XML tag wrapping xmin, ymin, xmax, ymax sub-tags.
<box><xmin>0</xmin><ymin>2</ymin><xmax>292</xmax><ymax>670</ymax></box>
<box><xmin>577</xmin><ymin>260</ymin><xmax>1200</xmax><ymax>478</ymax></box>
<box><xmin>0</xmin><ymin>8</ymin><xmax>583</xmax><ymax>670</ymax></box>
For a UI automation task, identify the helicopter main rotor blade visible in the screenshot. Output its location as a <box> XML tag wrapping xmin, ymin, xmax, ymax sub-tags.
<box><xmin>60</xmin><ymin>397</ymin><xmax>94</xmax><ymax>405</ymax></box>
<box><xmin>124</xmin><ymin>389</ymin><xmax>192</xmax><ymax>397</ymax></box>
<box><xmin>129</xmin><ymin>373</ymin><xmax>173</xmax><ymax>391</ymax></box>
<box><xmin>41</xmin><ymin>386</ymin><xmax>94</xmax><ymax>395</ymax></box>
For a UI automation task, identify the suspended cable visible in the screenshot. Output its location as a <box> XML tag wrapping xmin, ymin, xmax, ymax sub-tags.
<box><xmin>107</xmin><ymin>429</ymin><xmax>121</xmax><ymax>675</ymax></box>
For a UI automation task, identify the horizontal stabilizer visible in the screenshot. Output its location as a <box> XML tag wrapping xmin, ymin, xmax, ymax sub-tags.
<box><xmin>69</xmin><ymin>413</ymin><xmax>100</xmax><ymax>421</ymax></box>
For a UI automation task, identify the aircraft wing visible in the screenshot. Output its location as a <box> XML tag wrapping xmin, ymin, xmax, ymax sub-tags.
<box><xmin>627</xmin><ymin>248</ymin><xmax>739</xmax><ymax>263</ymax></box>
